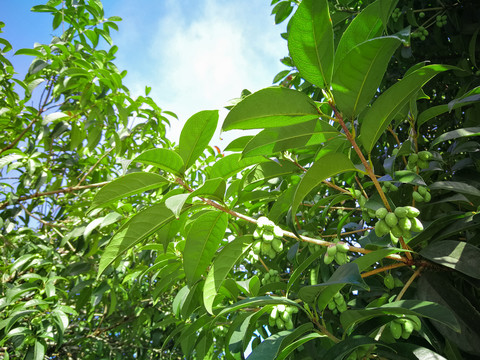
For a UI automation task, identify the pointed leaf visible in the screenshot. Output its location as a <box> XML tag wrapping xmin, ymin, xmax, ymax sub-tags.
<box><xmin>288</xmin><ymin>0</ymin><xmax>334</xmax><ymax>88</ymax></box>
<box><xmin>420</xmin><ymin>240</ymin><xmax>480</xmax><ymax>279</ymax></box>
<box><xmin>222</xmin><ymin>87</ymin><xmax>319</xmax><ymax>131</ymax></box>
<box><xmin>431</xmin><ymin>127</ymin><xmax>480</xmax><ymax>146</ymax></box>
<box><xmin>243</xmin><ymin>160</ymin><xmax>300</xmax><ymax>189</ymax></box>
<box><xmin>98</xmin><ymin>203</ymin><xmax>177</xmax><ymax>277</ymax></box>
<box><xmin>189</xmin><ymin>178</ymin><xmax>226</xmax><ymax>203</ymax></box>
<box><xmin>204</xmin><ymin>236</ymin><xmax>253</xmax><ymax>314</ymax></box>
<box><xmin>298</xmin><ymin>263</ymin><xmax>369</xmax><ymax>304</ymax></box>
<box><xmin>184</xmin><ymin>211</ymin><xmax>228</xmax><ymax>286</ymax></box>
<box><xmin>360</xmin><ymin>65</ymin><xmax>453</xmax><ymax>154</ymax></box>
<box><xmin>335</xmin><ymin>0</ymin><xmax>396</xmax><ymax>65</ymax></box>
<box><xmin>165</xmin><ymin>193</ymin><xmax>190</xmax><ymax>218</ymax></box>
<box><xmin>332</xmin><ymin>36</ymin><xmax>402</xmax><ymax>119</ymax></box>
<box><xmin>132</xmin><ymin>148</ymin><xmax>184</xmax><ymax>176</ymax></box>
<box><xmin>429</xmin><ymin>181</ymin><xmax>480</xmax><ymax>197</ymax></box>
<box><xmin>90</xmin><ymin>173</ymin><xmax>167</xmax><ymax>211</ymax></box>
<box><xmin>242</xmin><ymin>119</ymin><xmax>340</xmax><ymax>157</ymax></box>
<box><xmin>323</xmin><ymin>336</ymin><xmax>394</xmax><ymax>360</ymax></box>
<box><xmin>216</xmin><ymin>296</ymin><xmax>301</xmax><ymax>317</ymax></box>
<box><xmin>178</xmin><ymin>110</ymin><xmax>218</xmax><ymax>170</ymax></box>
<box><xmin>291</xmin><ymin>153</ymin><xmax>357</xmax><ymax>223</ymax></box>
<box><xmin>209</xmin><ymin>154</ymin><xmax>270</xmax><ymax>179</ymax></box>
<box><xmin>276</xmin><ymin>332</ymin><xmax>325</xmax><ymax>360</ymax></box>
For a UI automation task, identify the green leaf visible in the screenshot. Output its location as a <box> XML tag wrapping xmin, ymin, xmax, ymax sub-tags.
<box><xmin>429</xmin><ymin>181</ymin><xmax>480</xmax><ymax>197</ymax></box>
<box><xmin>209</xmin><ymin>154</ymin><xmax>270</xmax><ymax>179</ymax></box>
<box><xmin>242</xmin><ymin>119</ymin><xmax>340</xmax><ymax>158</ymax></box>
<box><xmin>222</xmin><ymin>87</ymin><xmax>319</xmax><ymax>131</ymax></box>
<box><xmin>298</xmin><ymin>263</ymin><xmax>369</xmax><ymax>304</ymax></box>
<box><xmin>243</xmin><ymin>160</ymin><xmax>300</xmax><ymax>189</ymax></box>
<box><xmin>14</xmin><ymin>48</ymin><xmax>44</xmax><ymax>57</ymax></box>
<box><xmin>287</xmin><ymin>249</ymin><xmax>323</xmax><ymax>296</ymax></box>
<box><xmin>387</xmin><ymin>170</ymin><xmax>426</xmax><ymax>186</ymax></box>
<box><xmin>287</xmin><ymin>0</ymin><xmax>334</xmax><ymax>88</ymax></box>
<box><xmin>224</xmin><ymin>136</ymin><xmax>254</xmax><ymax>152</ymax></box>
<box><xmin>33</xmin><ymin>339</ymin><xmax>46</xmax><ymax>360</ymax></box>
<box><xmin>332</xmin><ymin>37</ymin><xmax>401</xmax><ymax>119</ymax></box>
<box><xmin>420</xmin><ymin>240</ymin><xmax>480</xmax><ymax>279</ymax></box>
<box><xmin>90</xmin><ymin>173</ymin><xmax>167</xmax><ymax>211</ymax></box>
<box><xmin>178</xmin><ymin>110</ymin><xmax>219</xmax><ymax>170</ymax></box>
<box><xmin>216</xmin><ymin>296</ymin><xmax>301</xmax><ymax>317</ymax></box>
<box><xmin>323</xmin><ymin>336</ymin><xmax>394</xmax><ymax>360</ymax></box>
<box><xmin>26</xmin><ymin>79</ymin><xmax>45</xmax><ymax>97</ymax></box>
<box><xmin>189</xmin><ymin>178</ymin><xmax>226</xmax><ymax>203</ymax></box>
<box><xmin>360</xmin><ymin>65</ymin><xmax>453</xmax><ymax>154</ymax></box>
<box><xmin>276</xmin><ymin>332</ymin><xmax>325</xmax><ymax>360</ymax></box>
<box><xmin>340</xmin><ymin>299</ymin><xmax>460</xmax><ymax>333</ymax></box>
<box><xmin>204</xmin><ymin>236</ymin><xmax>253</xmax><ymax>314</ymax></box>
<box><xmin>165</xmin><ymin>193</ymin><xmax>190</xmax><ymax>218</ymax></box>
<box><xmin>184</xmin><ymin>211</ymin><xmax>228</xmax><ymax>286</ymax></box>
<box><xmin>132</xmin><ymin>148</ymin><xmax>185</xmax><ymax>176</ymax></box>
<box><xmin>98</xmin><ymin>203</ymin><xmax>177</xmax><ymax>277</ymax></box>
<box><xmin>335</xmin><ymin>0</ymin><xmax>396</xmax><ymax>65</ymax></box>
<box><xmin>42</xmin><ymin>112</ymin><xmax>69</xmax><ymax>125</ymax></box>
<box><xmin>431</xmin><ymin>127</ymin><xmax>480</xmax><ymax>146</ymax></box>
<box><xmin>291</xmin><ymin>152</ymin><xmax>356</xmax><ymax>223</ymax></box>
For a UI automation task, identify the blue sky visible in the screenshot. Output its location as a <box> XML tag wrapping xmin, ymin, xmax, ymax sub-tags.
<box><xmin>1</xmin><ymin>0</ymin><xmax>288</xmax><ymax>146</ymax></box>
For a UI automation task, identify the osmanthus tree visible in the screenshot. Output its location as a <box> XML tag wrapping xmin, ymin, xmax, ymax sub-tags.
<box><xmin>1</xmin><ymin>0</ymin><xmax>480</xmax><ymax>360</ymax></box>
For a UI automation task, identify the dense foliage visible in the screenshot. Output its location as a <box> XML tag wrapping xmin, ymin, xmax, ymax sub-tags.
<box><xmin>1</xmin><ymin>0</ymin><xmax>480</xmax><ymax>359</ymax></box>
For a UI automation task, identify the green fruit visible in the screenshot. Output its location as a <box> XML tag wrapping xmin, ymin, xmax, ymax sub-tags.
<box><xmin>263</xmin><ymin>232</ymin><xmax>274</xmax><ymax>242</ymax></box>
<box><xmin>390</xmin><ymin>233</ymin><xmax>399</xmax><ymax>244</ymax></box>
<box><xmin>276</xmin><ymin>317</ymin><xmax>285</xmax><ymax>329</ymax></box>
<box><xmin>385</xmin><ymin>212</ymin><xmax>398</xmax><ymax>227</ymax></box>
<box><xmin>401</xmin><ymin>319</ymin><xmax>414</xmax><ymax>339</ymax></box>
<box><xmin>417</xmin><ymin>159</ymin><xmax>429</xmax><ymax>169</ymax></box>
<box><xmin>324</xmin><ymin>252</ymin><xmax>334</xmax><ymax>265</ymax></box>
<box><xmin>402</xmin><ymin>229</ymin><xmax>412</xmax><ymax>239</ymax></box>
<box><xmin>257</xmin><ymin>216</ymin><xmax>270</xmax><ymax>228</ymax></box>
<box><xmin>424</xmin><ymin>192</ymin><xmax>431</xmax><ymax>202</ymax></box>
<box><xmin>273</xmin><ymin>225</ymin><xmax>283</xmax><ymax>238</ymax></box>
<box><xmin>281</xmin><ymin>311</ymin><xmax>291</xmax><ymax>322</ymax></box>
<box><xmin>419</xmin><ymin>11</ymin><xmax>425</xmax><ymax>18</ymax></box>
<box><xmin>327</xmin><ymin>244</ymin><xmax>337</xmax><ymax>256</ymax></box>
<box><xmin>362</xmin><ymin>210</ymin><xmax>370</xmax><ymax>222</ymax></box>
<box><xmin>253</xmin><ymin>240</ymin><xmax>262</xmax><ymax>255</ymax></box>
<box><xmin>335</xmin><ymin>252</ymin><xmax>348</xmax><ymax>265</ymax></box>
<box><xmin>336</xmin><ymin>242</ymin><xmax>349</xmax><ymax>253</ymax></box>
<box><xmin>390</xmin><ymin>321</ymin><xmax>403</xmax><ymax>339</ymax></box>
<box><xmin>271</xmin><ymin>307</ymin><xmax>278</xmax><ymax>319</ymax></box>
<box><xmin>268</xmin><ymin>249</ymin><xmax>277</xmax><ymax>259</ymax></box>
<box><xmin>285</xmin><ymin>318</ymin><xmax>294</xmax><ymax>330</ymax></box>
<box><xmin>394</xmin><ymin>207</ymin><xmax>408</xmax><ymax>218</ymax></box>
<box><xmin>405</xmin><ymin>206</ymin><xmax>420</xmax><ymax>218</ymax></box>
<box><xmin>327</xmin><ymin>300</ymin><xmax>336</xmax><ymax>310</ymax></box>
<box><xmin>272</xmin><ymin>238</ymin><xmax>283</xmax><ymax>253</ymax></box>
<box><xmin>359</xmin><ymin>196</ymin><xmax>367</xmax><ymax>208</ymax></box>
<box><xmin>399</xmin><ymin>217</ymin><xmax>412</xmax><ymax>231</ymax></box>
<box><xmin>390</xmin><ymin>225</ymin><xmax>403</xmax><ymax>238</ymax></box>
<box><xmin>413</xmin><ymin>191</ymin><xmax>424</xmax><ymax>202</ymax></box>
<box><xmin>253</xmin><ymin>229</ymin><xmax>262</xmax><ymax>239</ymax></box>
<box><xmin>384</xmin><ymin>274</ymin><xmax>395</xmax><ymax>290</ymax></box>
<box><xmin>375</xmin><ymin>219</ymin><xmax>390</xmax><ymax>237</ymax></box>
<box><xmin>268</xmin><ymin>316</ymin><xmax>275</xmax><ymax>327</ymax></box>
<box><xmin>368</xmin><ymin>209</ymin><xmax>376</xmax><ymax>218</ymax></box>
<box><xmin>337</xmin><ymin>302</ymin><xmax>348</xmax><ymax>313</ymax></box>
<box><xmin>261</xmin><ymin>242</ymin><xmax>271</xmax><ymax>255</ymax></box>
<box><xmin>286</xmin><ymin>306</ymin><xmax>295</xmax><ymax>314</ymax></box>
<box><xmin>390</xmin><ymin>184</ymin><xmax>399</xmax><ymax>192</ymax></box>
<box><xmin>411</xmin><ymin>217</ymin><xmax>424</xmax><ymax>232</ymax></box>
<box><xmin>408</xmin><ymin>316</ymin><xmax>422</xmax><ymax>331</ymax></box>
<box><xmin>375</xmin><ymin>207</ymin><xmax>388</xmax><ymax>219</ymax></box>
<box><xmin>408</xmin><ymin>153</ymin><xmax>418</xmax><ymax>164</ymax></box>
<box><xmin>418</xmin><ymin>186</ymin><xmax>428</xmax><ymax>196</ymax></box>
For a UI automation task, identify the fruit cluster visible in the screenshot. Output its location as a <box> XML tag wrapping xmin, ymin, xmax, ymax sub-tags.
<box><xmin>326</xmin><ymin>292</ymin><xmax>348</xmax><ymax>314</ymax></box>
<box><xmin>391</xmin><ymin>8</ymin><xmax>402</xmax><ymax>22</ymax></box>
<box><xmin>412</xmin><ymin>26</ymin><xmax>429</xmax><ymax>41</ymax></box>
<box><xmin>252</xmin><ymin>217</ymin><xmax>284</xmax><ymax>259</ymax></box>
<box><xmin>268</xmin><ymin>304</ymin><xmax>298</xmax><ymax>330</ymax></box>
<box><xmin>262</xmin><ymin>269</ymin><xmax>280</xmax><ymax>285</ymax></box>
<box><xmin>387</xmin><ymin>316</ymin><xmax>421</xmax><ymax>340</ymax></box>
<box><xmin>380</xmin><ymin>180</ymin><xmax>398</xmax><ymax>194</ymax></box>
<box><xmin>436</xmin><ymin>14</ymin><xmax>447</xmax><ymax>27</ymax></box>
<box><xmin>345</xmin><ymin>346</ymin><xmax>372</xmax><ymax>360</ymax></box>
<box><xmin>324</xmin><ymin>239</ymin><xmax>350</xmax><ymax>265</ymax></box>
<box><xmin>374</xmin><ymin>206</ymin><xmax>423</xmax><ymax>242</ymax></box>
<box><xmin>307</xmin><ymin>241</ymin><xmax>322</xmax><ymax>254</ymax></box>
<box><xmin>406</xmin><ymin>151</ymin><xmax>433</xmax><ymax>171</ymax></box>
<box><xmin>412</xmin><ymin>185</ymin><xmax>431</xmax><ymax>203</ymax></box>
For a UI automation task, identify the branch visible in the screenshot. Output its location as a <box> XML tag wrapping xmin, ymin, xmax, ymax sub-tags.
<box><xmin>0</xmin><ymin>117</ymin><xmax>40</xmax><ymax>155</ymax></box>
<box><xmin>77</xmin><ymin>148</ymin><xmax>114</xmax><ymax>186</ymax></box>
<box><xmin>0</xmin><ymin>181</ymin><xmax>109</xmax><ymax>210</ymax></box>
<box><xmin>19</xmin><ymin>203</ymin><xmax>62</xmax><ymax>228</ymax></box>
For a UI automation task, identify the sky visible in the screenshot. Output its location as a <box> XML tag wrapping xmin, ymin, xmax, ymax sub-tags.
<box><xmin>0</xmin><ymin>0</ymin><xmax>289</xmax><ymax>147</ymax></box>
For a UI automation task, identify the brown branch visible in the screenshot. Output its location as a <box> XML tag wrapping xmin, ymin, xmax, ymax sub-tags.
<box><xmin>77</xmin><ymin>148</ymin><xmax>114</xmax><ymax>186</ymax></box>
<box><xmin>0</xmin><ymin>117</ymin><xmax>40</xmax><ymax>155</ymax></box>
<box><xmin>19</xmin><ymin>203</ymin><xmax>62</xmax><ymax>228</ymax></box>
<box><xmin>0</xmin><ymin>181</ymin><xmax>109</xmax><ymax>210</ymax></box>
<box><xmin>396</xmin><ymin>266</ymin><xmax>424</xmax><ymax>301</ymax></box>
<box><xmin>361</xmin><ymin>263</ymin><xmax>408</xmax><ymax>278</ymax></box>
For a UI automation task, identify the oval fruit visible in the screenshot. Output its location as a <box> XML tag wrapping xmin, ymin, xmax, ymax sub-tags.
<box><xmin>385</xmin><ymin>212</ymin><xmax>398</xmax><ymax>227</ymax></box>
<box><xmin>375</xmin><ymin>207</ymin><xmax>388</xmax><ymax>219</ymax></box>
<box><xmin>390</xmin><ymin>321</ymin><xmax>402</xmax><ymax>339</ymax></box>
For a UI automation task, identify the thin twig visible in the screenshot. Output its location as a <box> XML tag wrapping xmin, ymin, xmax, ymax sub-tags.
<box><xmin>77</xmin><ymin>148</ymin><xmax>114</xmax><ymax>186</ymax></box>
<box><xmin>19</xmin><ymin>203</ymin><xmax>61</xmax><ymax>228</ymax></box>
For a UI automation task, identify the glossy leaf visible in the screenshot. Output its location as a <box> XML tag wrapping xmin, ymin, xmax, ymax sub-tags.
<box><xmin>209</xmin><ymin>154</ymin><xmax>270</xmax><ymax>179</ymax></box>
<box><xmin>298</xmin><ymin>263</ymin><xmax>369</xmax><ymax>304</ymax></box>
<box><xmin>189</xmin><ymin>177</ymin><xmax>226</xmax><ymax>203</ymax></box>
<box><xmin>360</xmin><ymin>65</ymin><xmax>452</xmax><ymax>154</ymax></box>
<box><xmin>242</xmin><ymin>119</ymin><xmax>340</xmax><ymax>157</ymax></box>
<box><xmin>335</xmin><ymin>0</ymin><xmax>396</xmax><ymax>65</ymax></box>
<box><xmin>287</xmin><ymin>0</ymin><xmax>333</xmax><ymax>88</ymax></box>
<box><xmin>291</xmin><ymin>152</ymin><xmax>357</xmax><ymax>223</ymax></box>
<box><xmin>276</xmin><ymin>332</ymin><xmax>324</xmax><ymax>360</ymax></box>
<box><xmin>420</xmin><ymin>240</ymin><xmax>480</xmax><ymax>279</ymax></box>
<box><xmin>178</xmin><ymin>110</ymin><xmax>218</xmax><ymax>170</ymax></box>
<box><xmin>341</xmin><ymin>299</ymin><xmax>460</xmax><ymax>333</ymax></box>
<box><xmin>89</xmin><ymin>173</ymin><xmax>167</xmax><ymax>211</ymax></box>
<box><xmin>216</xmin><ymin>296</ymin><xmax>301</xmax><ymax>317</ymax></box>
<box><xmin>222</xmin><ymin>87</ymin><xmax>319</xmax><ymax>131</ymax></box>
<box><xmin>184</xmin><ymin>211</ymin><xmax>228</xmax><ymax>286</ymax></box>
<box><xmin>132</xmin><ymin>148</ymin><xmax>185</xmax><ymax>176</ymax></box>
<box><xmin>431</xmin><ymin>127</ymin><xmax>480</xmax><ymax>146</ymax></box>
<box><xmin>429</xmin><ymin>181</ymin><xmax>480</xmax><ymax>197</ymax></box>
<box><xmin>243</xmin><ymin>160</ymin><xmax>300</xmax><ymax>189</ymax></box>
<box><xmin>203</xmin><ymin>236</ymin><xmax>253</xmax><ymax>314</ymax></box>
<box><xmin>165</xmin><ymin>193</ymin><xmax>190</xmax><ymax>218</ymax></box>
<box><xmin>332</xmin><ymin>36</ymin><xmax>401</xmax><ymax>119</ymax></box>
<box><xmin>98</xmin><ymin>203</ymin><xmax>177</xmax><ymax>277</ymax></box>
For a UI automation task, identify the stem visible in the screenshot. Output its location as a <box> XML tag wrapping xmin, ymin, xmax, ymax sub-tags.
<box><xmin>0</xmin><ymin>182</ymin><xmax>109</xmax><ymax>210</ymax></box>
<box><xmin>0</xmin><ymin>117</ymin><xmax>40</xmax><ymax>155</ymax></box>
<box><xmin>361</xmin><ymin>263</ymin><xmax>408</xmax><ymax>278</ymax></box>
<box><xmin>19</xmin><ymin>203</ymin><xmax>62</xmax><ymax>228</ymax></box>
<box><xmin>328</xmin><ymin>101</ymin><xmax>391</xmax><ymax>211</ymax></box>
<box><xmin>396</xmin><ymin>266</ymin><xmax>423</xmax><ymax>301</ymax></box>
<box><xmin>77</xmin><ymin>148</ymin><xmax>114</xmax><ymax>186</ymax></box>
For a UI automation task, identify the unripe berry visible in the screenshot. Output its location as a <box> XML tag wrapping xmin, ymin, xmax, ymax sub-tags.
<box><xmin>413</xmin><ymin>191</ymin><xmax>424</xmax><ymax>202</ymax></box>
<box><xmin>376</xmin><ymin>207</ymin><xmax>388</xmax><ymax>219</ymax></box>
<box><xmin>385</xmin><ymin>212</ymin><xmax>398</xmax><ymax>227</ymax></box>
<box><xmin>384</xmin><ymin>274</ymin><xmax>395</xmax><ymax>289</ymax></box>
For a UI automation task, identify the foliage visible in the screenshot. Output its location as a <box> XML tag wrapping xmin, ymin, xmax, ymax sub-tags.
<box><xmin>1</xmin><ymin>0</ymin><xmax>480</xmax><ymax>359</ymax></box>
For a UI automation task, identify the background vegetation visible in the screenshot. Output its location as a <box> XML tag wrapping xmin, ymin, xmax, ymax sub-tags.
<box><xmin>1</xmin><ymin>0</ymin><xmax>479</xmax><ymax>359</ymax></box>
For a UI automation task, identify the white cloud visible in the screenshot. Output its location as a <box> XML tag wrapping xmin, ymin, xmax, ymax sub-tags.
<box><xmin>113</xmin><ymin>0</ymin><xmax>287</xmax><ymax>147</ymax></box>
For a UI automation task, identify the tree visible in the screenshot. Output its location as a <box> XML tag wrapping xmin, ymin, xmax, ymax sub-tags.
<box><xmin>1</xmin><ymin>0</ymin><xmax>480</xmax><ymax>359</ymax></box>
